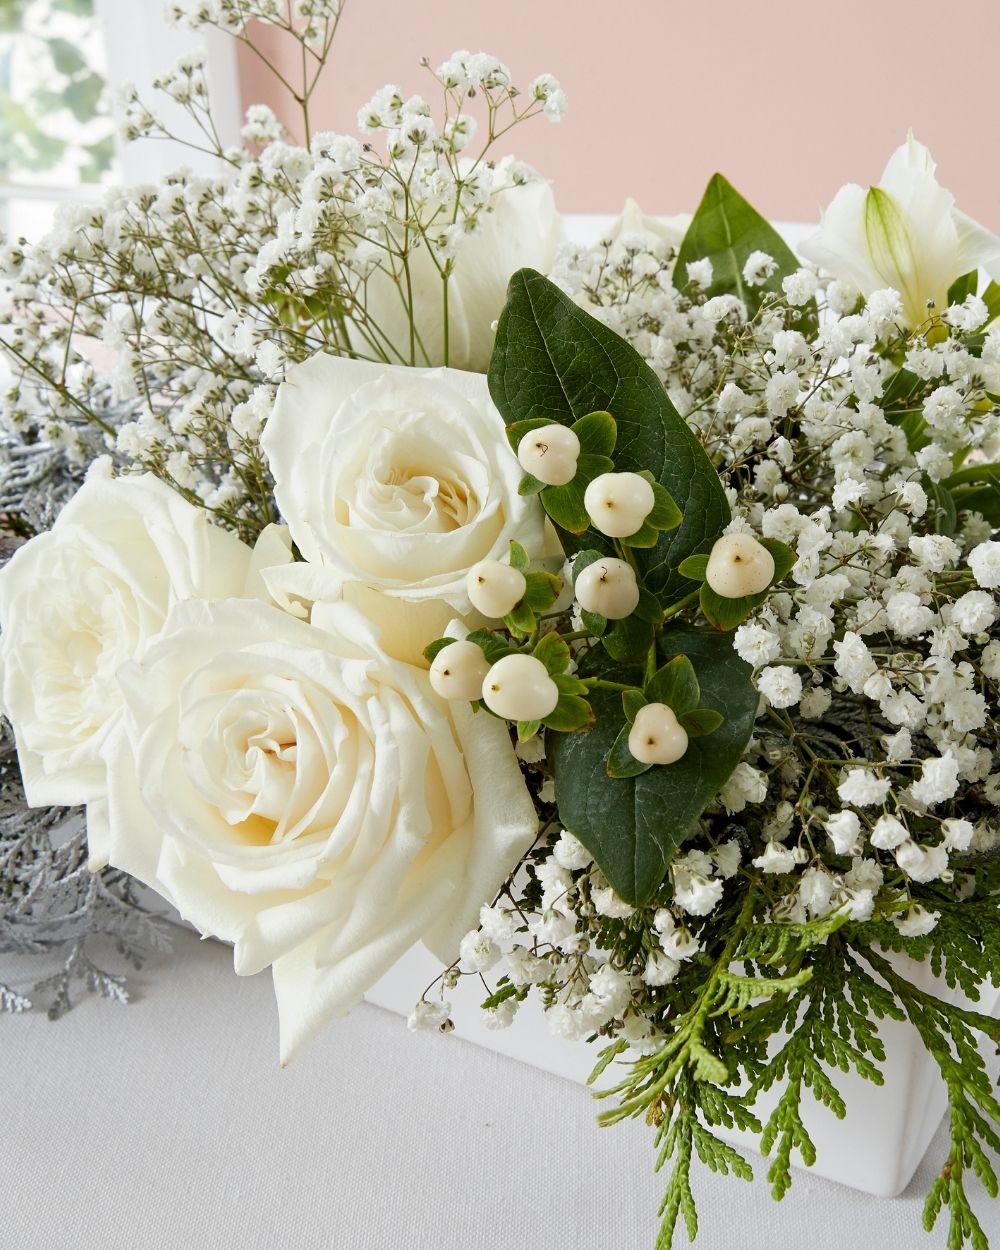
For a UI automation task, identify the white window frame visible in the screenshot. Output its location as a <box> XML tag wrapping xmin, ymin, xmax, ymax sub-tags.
<box><xmin>0</xmin><ymin>0</ymin><xmax>240</xmax><ymax>225</ymax></box>
<box><xmin>96</xmin><ymin>0</ymin><xmax>241</xmax><ymax>183</ymax></box>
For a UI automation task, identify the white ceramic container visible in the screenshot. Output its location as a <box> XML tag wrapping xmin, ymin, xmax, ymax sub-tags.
<box><xmin>367</xmin><ymin>943</ymin><xmax>1000</xmax><ymax>1198</ymax></box>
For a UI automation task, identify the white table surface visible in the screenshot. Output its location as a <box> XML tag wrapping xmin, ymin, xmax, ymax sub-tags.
<box><xmin>3</xmin><ymin>924</ymin><xmax>998</xmax><ymax>1250</ymax></box>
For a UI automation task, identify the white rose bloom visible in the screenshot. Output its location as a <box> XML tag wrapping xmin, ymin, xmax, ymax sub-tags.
<box><xmin>0</xmin><ymin>473</ymin><xmax>251</xmax><ymax>824</ymax></box>
<box><xmin>357</xmin><ymin>159</ymin><xmax>563</xmax><ymax>373</ymax></box>
<box><xmin>94</xmin><ymin>597</ymin><xmax>536</xmax><ymax>1064</ymax></box>
<box><xmin>261</xmin><ymin>354</ymin><xmax>546</xmax><ymax>663</ymax></box>
<box><xmin>800</xmin><ymin>135</ymin><xmax>1000</xmax><ymax>328</ymax></box>
<box><xmin>600</xmin><ymin>198</ymin><xmax>690</xmax><ymax>256</ymax></box>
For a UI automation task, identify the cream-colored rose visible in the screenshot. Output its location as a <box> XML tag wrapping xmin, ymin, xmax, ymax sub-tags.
<box><xmin>95</xmin><ymin>597</ymin><xmax>537</xmax><ymax>1064</ymax></box>
<box><xmin>358</xmin><ymin>158</ymin><xmax>563</xmax><ymax>372</ymax></box>
<box><xmin>261</xmin><ymin>353</ymin><xmax>545</xmax><ymax>663</ymax></box>
<box><xmin>0</xmin><ymin>472</ymin><xmax>252</xmax><ymax>822</ymax></box>
<box><xmin>602</xmin><ymin>198</ymin><xmax>690</xmax><ymax>257</ymax></box>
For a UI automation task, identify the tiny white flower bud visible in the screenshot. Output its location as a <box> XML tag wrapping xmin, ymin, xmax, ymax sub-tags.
<box><xmin>466</xmin><ymin>559</ymin><xmax>526</xmax><ymax>618</ymax></box>
<box><xmin>574</xmin><ymin>558</ymin><xmax>640</xmax><ymax>619</ymax></box>
<box><xmin>516</xmin><ymin>423</ymin><xmax>580</xmax><ymax>486</ymax></box>
<box><xmin>429</xmin><ymin>639</ymin><xmax>491</xmax><ymax>701</ymax></box>
<box><xmin>482</xmin><ymin>653</ymin><xmax>559</xmax><ymax>721</ymax></box>
<box><xmin>628</xmin><ymin>702</ymin><xmax>689</xmax><ymax>765</ymax></box>
<box><xmin>705</xmin><ymin>533</ymin><xmax>775</xmax><ymax>598</ymax></box>
<box><xmin>583</xmin><ymin>472</ymin><xmax>655</xmax><ymax>538</ymax></box>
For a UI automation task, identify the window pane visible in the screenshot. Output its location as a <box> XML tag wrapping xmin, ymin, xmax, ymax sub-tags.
<box><xmin>0</xmin><ymin>0</ymin><xmax>118</xmax><ymax>237</ymax></box>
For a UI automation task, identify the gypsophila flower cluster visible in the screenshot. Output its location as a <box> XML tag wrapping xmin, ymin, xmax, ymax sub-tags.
<box><xmin>0</xmin><ymin>22</ymin><xmax>562</xmax><ymax>539</ymax></box>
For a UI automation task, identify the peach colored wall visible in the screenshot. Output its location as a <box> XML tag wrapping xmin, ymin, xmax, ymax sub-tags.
<box><xmin>237</xmin><ymin>1</ymin><xmax>1000</xmax><ymax>228</ymax></box>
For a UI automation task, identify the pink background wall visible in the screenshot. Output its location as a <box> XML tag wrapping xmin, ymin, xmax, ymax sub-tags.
<box><xmin>237</xmin><ymin>1</ymin><xmax>1000</xmax><ymax>227</ymax></box>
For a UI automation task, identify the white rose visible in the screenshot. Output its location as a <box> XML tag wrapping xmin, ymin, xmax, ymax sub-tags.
<box><xmin>94</xmin><ymin>597</ymin><xmax>536</xmax><ymax>1064</ymax></box>
<box><xmin>601</xmin><ymin>198</ymin><xmax>690</xmax><ymax>257</ymax></box>
<box><xmin>0</xmin><ymin>473</ymin><xmax>252</xmax><ymax>821</ymax></box>
<box><xmin>800</xmin><ymin>135</ymin><xmax>1000</xmax><ymax>328</ymax></box>
<box><xmin>356</xmin><ymin>158</ymin><xmax>563</xmax><ymax>372</ymax></box>
<box><xmin>261</xmin><ymin>353</ymin><xmax>545</xmax><ymax>663</ymax></box>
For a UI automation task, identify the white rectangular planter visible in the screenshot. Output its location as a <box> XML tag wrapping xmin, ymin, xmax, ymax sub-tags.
<box><xmin>367</xmin><ymin>944</ymin><xmax>1000</xmax><ymax>1198</ymax></box>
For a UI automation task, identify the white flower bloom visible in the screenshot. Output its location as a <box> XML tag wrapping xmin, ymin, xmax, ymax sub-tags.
<box><xmin>406</xmin><ymin>999</ymin><xmax>452</xmax><ymax>1032</ymax></box>
<box><xmin>950</xmin><ymin>591</ymin><xmax>996</xmax><ymax>636</ymax></box>
<box><xmin>837</xmin><ymin>768</ymin><xmax>892</xmax><ymax>806</ymax></box>
<box><xmin>941</xmin><ymin>818</ymin><xmax>975</xmax><ymax>852</ymax></box>
<box><xmin>482</xmin><ymin>1000</ymin><xmax>518</xmax><ymax>1029</ymax></box>
<box><xmin>712</xmin><ymin>839</ymin><xmax>741</xmax><ymax>879</ymax></box>
<box><xmin>262</xmin><ymin>354</ymin><xmax>545</xmax><ymax>663</ymax></box>
<box><xmin>742</xmin><ymin>250</ymin><xmax>777</xmax><ymax>286</ymax></box>
<box><xmin>799</xmin><ymin>867</ymin><xmax>835</xmax><ymax>917</ymax></box>
<box><xmin>0</xmin><ymin>474</ymin><xmax>253</xmax><ymax>822</ymax></box>
<box><xmin>752</xmin><ymin>841</ymin><xmax>799</xmax><ymax>873</ymax></box>
<box><xmin>686</xmin><ymin>257</ymin><xmax>713</xmax><ymax>288</ymax></box>
<box><xmin>884</xmin><ymin>590</ymin><xmax>935</xmax><ymax>639</ymax></box>
<box><xmin>545</xmin><ymin>1003</ymin><xmax>583</xmax><ymax>1040</ymax></box>
<box><xmin>968</xmin><ymin>540</ymin><xmax>1000</xmax><ymax>589</ymax></box>
<box><xmin>833</xmin><ymin>631</ymin><xmax>877</xmax><ymax>693</ymax></box>
<box><xmin>909</xmin><ymin>753</ymin><xmax>960</xmax><ymax>806</ymax></box>
<box><xmin>719</xmin><ymin>762</ymin><xmax>767</xmax><ymax>813</ymax></box>
<box><xmin>460</xmin><ymin>930</ymin><xmax>502</xmax><ymax>972</ymax></box>
<box><xmin>733</xmin><ymin>622</ymin><xmax>782</xmax><ymax>667</ymax></box>
<box><xmin>642</xmin><ymin>950</ymin><xmax>680</xmax><ymax>987</ymax></box>
<box><xmin>894</xmin><ymin>839</ymin><xmax>949</xmax><ymax>883</ymax></box>
<box><xmin>826</xmin><ymin>810</ymin><xmax>862</xmax><ymax>855</ymax></box>
<box><xmin>552</xmin><ymin>830</ymin><xmax>592</xmax><ymax>871</ymax></box>
<box><xmin>870</xmin><ymin>814</ymin><xmax>909</xmax><ymax>850</ymax></box>
<box><xmin>893</xmin><ymin>904</ymin><xmax>940</xmax><ymax>937</ymax></box>
<box><xmin>800</xmin><ymin>135</ymin><xmax>1000</xmax><ymax>328</ymax></box>
<box><xmin>672</xmin><ymin>866</ymin><xmax>724</xmax><ymax>917</ymax></box>
<box><xmin>601</xmin><ymin>198</ymin><xmax>690</xmax><ymax>256</ymax></box>
<box><xmin>757</xmin><ymin>666</ymin><xmax>802</xmax><ymax>709</ymax></box>
<box><xmin>94</xmin><ymin>598</ymin><xmax>536</xmax><ymax>1065</ymax></box>
<box><xmin>591</xmin><ymin>881</ymin><xmax>635</xmax><ymax>919</ymax></box>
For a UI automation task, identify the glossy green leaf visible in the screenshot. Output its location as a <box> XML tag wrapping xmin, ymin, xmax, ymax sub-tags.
<box><xmin>674</xmin><ymin>174</ymin><xmax>815</xmax><ymax>331</ymax></box>
<box><xmin>680</xmin><ymin>707</ymin><xmax>725</xmax><ymax>738</ymax></box>
<box><xmin>549</xmin><ymin>626</ymin><xmax>759</xmax><ymax>904</ymax></box>
<box><xmin>622</xmin><ymin>688</ymin><xmax>648</xmax><ymax>722</ymax></box>
<box><xmin>646</xmin><ymin>655</ymin><xmax>700</xmax><ymax>716</ymax></box>
<box><xmin>606</xmin><ymin>724</ymin><xmax>652</xmax><ymax>779</ymax></box>
<box><xmin>489</xmin><ymin>269</ymin><xmax>730</xmax><ymax>606</ymax></box>
<box><xmin>533</xmin><ymin>631</ymin><xmax>571</xmax><ymax>675</ymax></box>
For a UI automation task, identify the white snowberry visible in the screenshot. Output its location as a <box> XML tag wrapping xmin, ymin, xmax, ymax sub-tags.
<box><xmin>583</xmin><ymin>472</ymin><xmax>655</xmax><ymax>538</ymax></box>
<box><xmin>516</xmin><ymin>423</ymin><xmax>580</xmax><ymax>486</ymax></box>
<box><xmin>481</xmin><ymin>653</ymin><xmax>559</xmax><ymax>721</ymax></box>
<box><xmin>429</xmin><ymin>640</ymin><xmax>491</xmax><ymax>701</ymax></box>
<box><xmin>705</xmin><ymin>533</ymin><xmax>775</xmax><ymax>598</ymax></box>
<box><xmin>574</xmin><ymin>557</ymin><xmax>640</xmax><ymax>619</ymax></box>
<box><xmin>628</xmin><ymin>703</ymin><xmax>689</xmax><ymax>765</ymax></box>
<box><xmin>466</xmin><ymin>559</ymin><xmax>526</xmax><ymax>618</ymax></box>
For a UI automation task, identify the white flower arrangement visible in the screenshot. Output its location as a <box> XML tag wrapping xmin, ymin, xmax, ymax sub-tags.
<box><xmin>0</xmin><ymin>6</ymin><xmax>999</xmax><ymax>1249</ymax></box>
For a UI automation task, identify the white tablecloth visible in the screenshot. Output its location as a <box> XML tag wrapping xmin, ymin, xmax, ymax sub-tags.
<box><xmin>3</xmin><ymin>926</ymin><xmax>998</xmax><ymax>1250</ymax></box>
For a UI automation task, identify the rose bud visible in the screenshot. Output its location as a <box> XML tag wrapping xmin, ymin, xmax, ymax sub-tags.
<box><xmin>628</xmin><ymin>702</ymin><xmax>689</xmax><ymax>765</ymax></box>
<box><xmin>705</xmin><ymin>533</ymin><xmax>775</xmax><ymax>598</ymax></box>
<box><xmin>574</xmin><ymin>557</ymin><xmax>640</xmax><ymax>619</ymax></box>
<box><xmin>482</xmin><ymin>653</ymin><xmax>559</xmax><ymax>721</ymax></box>
<box><xmin>466</xmin><ymin>559</ymin><xmax>527</xmax><ymax>618</ymax></box>
<box><xmin>429</xmin><ymin>640</ymin><xmax>491</xmax><ymax>702</ymax></box>
<box><xmin>584</xmin><ymin>471</ymin><xmax>655</xmax><ymax>538</ymax></box>
<box><xmin>516</xmin><ymin>423</ymin><xmax>580</xmax><ymax>486</ymax></box>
